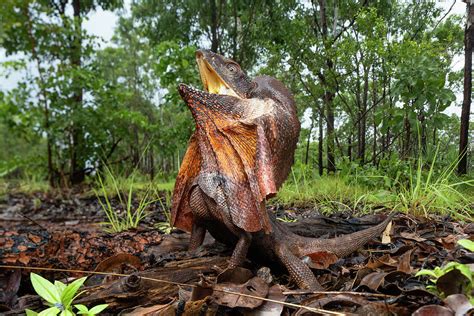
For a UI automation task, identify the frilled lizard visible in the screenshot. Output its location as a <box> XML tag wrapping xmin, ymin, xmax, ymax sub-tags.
<box><xmin>171</xmin><ymin>50</ymin><xmax>393</xmax><ymax>289</ymax></box>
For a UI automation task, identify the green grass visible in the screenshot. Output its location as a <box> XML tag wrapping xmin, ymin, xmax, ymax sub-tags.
<box><xmin>94</xmin><ymin>168</ymin><xmax>154</xmax><ymax>232</ymax></box>
<box><xmin>0</xmin><ymin>177</ymin><xmax>50</xmax><ymax>196</ymax></box>
<box><xmin>273</xmin><ymin>173</ymin><xmax>395</xmax><ymax>215</ymax></box>
<box><xmin>274</xmin><ymin>155</ymin><xmax>473</xmax><ymax>220</ymax></box>
<box><xmin>394</xmin><ymin>151</ymin><xmax>474</xmax><ymax>220</ymax></box>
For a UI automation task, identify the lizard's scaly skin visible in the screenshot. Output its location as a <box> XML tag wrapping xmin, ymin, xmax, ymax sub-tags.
<box><xmin>171</xmin><ymin>51</ymin><xmax>393</xmax><ymax>289</ymax></box>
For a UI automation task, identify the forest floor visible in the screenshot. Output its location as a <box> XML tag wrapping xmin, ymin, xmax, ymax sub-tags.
<box><xmin>0</xmin><ymin>188</ymin><xmax>473</xmax><ymax>315</ymax></box>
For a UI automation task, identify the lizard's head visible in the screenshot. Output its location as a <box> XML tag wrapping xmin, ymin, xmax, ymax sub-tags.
<box><xmin>195</xmin><ymin>50</ymin><xmax>256</xmax><ymax>99</ymax></box>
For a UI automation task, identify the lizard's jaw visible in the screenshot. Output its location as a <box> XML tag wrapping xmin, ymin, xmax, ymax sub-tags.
<box><xmin>196</xmin><ymin>57</ymin><xmax>239</xmax><ymax>98</ymax></box>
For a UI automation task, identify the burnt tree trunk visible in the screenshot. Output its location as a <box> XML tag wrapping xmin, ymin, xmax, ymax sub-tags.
<box><xmin>458</xmin><ymin>0</ymin><xmax>473</xmax><ymax>175</ymax></box>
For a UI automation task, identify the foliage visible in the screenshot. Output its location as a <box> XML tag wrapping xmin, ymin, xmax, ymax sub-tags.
<box><xmin>94</xmin><ymin>166</ymin><xmax>158</xmax><ymax>233</ymax></box>
<box><xmin>416</xmin><ymin>239</ymin><xmax>474</xmax><ymax>304</ymax></box>
<box><xmin>25</xmin><ymin>273</ymin><xmax>108</xmax><ymax>316</ymax></box>
<box><xmin>154</xmin><ymin>190</ymin><xmax>173</xmax><ymax>234</ymax></box>
<box><xmin>395</xmin><ymin>149</ymin><xmax>474</xmax><ymax>220</ymax></box>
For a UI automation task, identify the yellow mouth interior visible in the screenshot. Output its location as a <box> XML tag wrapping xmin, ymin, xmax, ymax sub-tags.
<box><xmin>196</xmin><ymin>57</ymin><xmax>238</xmax><ymax>97</ymax></box>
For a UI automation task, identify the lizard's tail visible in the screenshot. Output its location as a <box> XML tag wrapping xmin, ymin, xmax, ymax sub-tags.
<box><xmin>295</xmin><ymin>213</ymin><xmax>396</xmax><ymax>258</ymax></box>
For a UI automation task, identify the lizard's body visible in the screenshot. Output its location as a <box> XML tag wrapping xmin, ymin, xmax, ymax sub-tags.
<box><xmin>171</xmin><ymin>50</ymin><xmax>393</xmax><ymax>289</ymax></box>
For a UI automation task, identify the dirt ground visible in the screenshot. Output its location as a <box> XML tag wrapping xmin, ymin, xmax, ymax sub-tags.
<box><xmin>0</xmin><ymin>192</ymin><xmax>473</xmax><ymax>315</ymax></box>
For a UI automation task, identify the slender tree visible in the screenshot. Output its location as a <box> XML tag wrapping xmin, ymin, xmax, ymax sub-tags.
<box><xmin>458</xmin><ymin>0</ymin><xmax>473</xmax><ymax>175</ymax></box>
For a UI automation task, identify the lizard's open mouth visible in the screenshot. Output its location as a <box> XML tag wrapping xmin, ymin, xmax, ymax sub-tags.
<box><xmin>196</xmin><ymin>56</ymin><xmax>239</xmax><ymax>97</ymax></box>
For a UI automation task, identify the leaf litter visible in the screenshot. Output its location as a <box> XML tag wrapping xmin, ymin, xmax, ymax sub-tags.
<box><xmin>0</xmin><ymin>193</ymin><xmax>473</xmax><ymax>315</ymax></box>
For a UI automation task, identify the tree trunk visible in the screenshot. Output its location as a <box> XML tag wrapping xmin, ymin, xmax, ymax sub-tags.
<box><xmin>70</xmin><ymin>0</ymin><xmax>85</xmax><ymax>185</ymax></box>
<box><xmin>372</xmin><ymin>66</ymin><xmax>377</xmax><ymax>166</ymax></box>
<box><xmin>23</xmin><ymin>4</ymin><xmax>56</xmax><ymax>187</ymax></box>
<box><xmin>325</xmin><ymin>90</ymin><xmax>336</xmax><ymax>173</ymax></box>
<box><xmin>458</xmin><ymin>0</ymin><xmax>473</xmax><ymax>175</ymax></box>
<box><xmin>403</xmin><ymin>111</ymin><xmax>411</xmax><ymax>158</ymax></box>
<box><xmin>318</xmin><ymin>110</ymin><xmax>324</xmax><ymax>176</ymax></box>
<box><xmin>318</xmin><ymin>0</ymin><xmax>336</xmax><ymax>173</ymax></box>
<box><xmin>358</xmin><ymin>64</ymin><xmax>369</xmax><ymax>164</ymax></box>
<box><xmin>209</xmin><ymin>0</ymin><xmax>219</xmax><ymax>52</ymax></box>
<box><xmin>305</xmin><ymin>115</ymin><xmax>315</xmax><ymax>165</ymax></box>
<box><xmin>348</xmin><ymin>133</ymin><xmax>352</xmax><ymax>161</ymax></box>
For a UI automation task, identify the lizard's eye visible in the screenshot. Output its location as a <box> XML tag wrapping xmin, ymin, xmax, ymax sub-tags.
<box><xmin>226</xmin><ymin>63</ymin><xmax>238</xmax><ymax>72</ymax></box>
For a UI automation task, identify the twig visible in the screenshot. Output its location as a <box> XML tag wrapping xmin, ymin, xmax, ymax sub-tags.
<box><xmin>283</xmin><ymin>290</ymin><xmax>395</xmax><ymax>298</ymax></box>
<box><xmin>433</xmin><ymin>0</ymin><xmax>456</xmax><ymax>32</ymax></box>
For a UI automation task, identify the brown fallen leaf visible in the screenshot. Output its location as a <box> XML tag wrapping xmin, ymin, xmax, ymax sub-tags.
<box><xmin>397</xmin><ymin>248</ymin><xmax>414</xmax><ymax>274</ymax></box>
<box><xmin>444</xmin><ymin>294</ymin><xmax>474</xmax><ymax>316</ymax></box>
<box><xmin>400</xmin><ymin>232</ymin><xmax>426</xmax><ymax>242</ymax></box>
<box><xmin>213</xmin><ymin>277</ymin><xmax>269</xmax><ymax>309</ymax></box>
<box><xmin>412</xmin><ymin>305</ymin><xmax>453</xmax><ymax>316</ymax></box>
<box><xmin>217</xmin><ymin>267</ymin><xmax>253</xmax><ymax>284</ymax></box>
<box><xmin>437</xmin><ymin>268</ymin><xmax>471</xmax><ymax>297</ymax></box>
<box><xmin>381</xmin><ymin>220</ymin><xmax>392</xmax><ymax>244</ymax></box>
<box><xmin>304</xmin><ymin>251</ymin><xmax>338</xmax><ymax>269</ymax></box>
<box><xmin>359</xmin><ymin>271</ymin><xmax>387</xmax><ymax>291</ymax></box>
<box><xmin>245</xmin><ymin>285</ymin><xmax>285</xmax><ymax>316</ymax></box>
<box><xmin>121</xmin><ymin>301</ymin><xmax>175</xmax><ymax>315</ymax></box>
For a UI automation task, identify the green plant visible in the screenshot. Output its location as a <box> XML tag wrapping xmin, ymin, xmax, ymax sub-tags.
<box><xmin>25</xmin><ymin>273</ymin><xmax>108</xmax><ymax>316</ymax></box>
<box><xmin>155</xmin><ymin>189</ymin><xmax>173</xmax><ymax>234</ymax></box>
<box><xmin>416</xmin><ymin>239</ymin><xmax>474</xmax><ymax>304</ymax></box>
<box><xmin>95</xmin><ymin>166</ymin><xmax>158</xmax><ymax>233</ymax></box>
<box><xmin>74</xmin><ymin>305</ymin><xmax>109</xmax><ymax>316</ymax></box>
<box><xmin>395</xmin><ymin>147</ymin><xmax>474</xmax><ymax>219</ymax></box>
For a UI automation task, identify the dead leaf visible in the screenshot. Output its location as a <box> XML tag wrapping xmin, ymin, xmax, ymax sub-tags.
<box><xmin>217</xmin><ymin>267</ymin><xmax>253</xmax><ymax>284</ymax></box>
<box><xmin>213</xmin><ymin>277</ymin><xmax>269</xmax><ymax>309</ymax></box>
<box><xmin>444</xmin><ymin>294</ymin><xmax>474</xmax><ymax>316</ymax></box>
<box><xmin>412</xmin><ymin>305</ymin><xmax>453</xmax><ymax>316</ymax></box>
<box><xmin>397</xmin><ymin>248</ymin><xmax>414</xmax><ymax>274</ymax></box>
<box><xmin>245</xmin><ymin>285</ymin><xmax>285</xmax><ymax>316</ymax></box>
<box><xmin>437</xmin><ymin>268</ymin><xmax>471</xmax><ymax>297</ymax></box>
<box><xmin>381</xmin><ymin>220</ymin><xmax>392</xmax><ymax>244</ymax></box>
<box><xmin>366</xmin><ymin>254</ymin><xmax>398</xmax><ymax>269</ymax></box>
<box><xmin>400</xmin><ymin>232</ymin><xmax>426</xmax><ymax>242</ymax></box>
<box><xmin>121</xmin><ymin>301</ymin><xmax>175</xmax><ymax>315</ymax></box>
<box><xmin>437</xmin><ymin>235</ymin><xmax>459</xmax><ymax>250</ymax></box>
<box><xmin>304</xmin><ymin>251</ymin><xmax>338</xmax><ymax>269</ymax></box>
<box><xmin>359</xmin><ymin>272</ymin><xmax>387</xmax><ymax>291</ymax></box>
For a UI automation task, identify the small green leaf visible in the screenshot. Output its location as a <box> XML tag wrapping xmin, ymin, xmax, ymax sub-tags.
<box><xmin>25</xmin><ymin>309</ymin><xmax>39</xmax><ymax>316</ymax></box>
<box><xmin>453</xmin><ymin>264</ymin><xmax>473</xmax><ymax>283</ymax></box>
<box><xmin>89</xmin><ymin>304</ymin><xmax>108</xmax><ymax>315</ymax></box>
<box><xmin>416</xmin><ymin>269</ymin><xmax>438</xmax><ymax>278</ymax></box>
<box><xmin>60</xmin><ymin>310</ymin><xmax>74</xmax><ymax>316</ymax></box>
<box><xmin>61</xmin><ymin>277</ymin><xmax>87</xmax><ymax>306</ymax></box>
<box><xmin>54</xmin><ymin>281</ymin><xmax>67</xmax><ymax>294</ymax></box>
<box><xmin>30</xmin><ymin>273</ymin><xmax>61</xmax><ymax>305</ymax></box>
<box><xmin>38</xmin><ymin>306</ymin><xmax>61</xmax><ymax>316</ymax></box>
<box><xmin>458</xmin><ymin>239</ymin><xmax>474</xmax><ymax>252</ymax></box>
<box><xmin>74</xmin><ymin>304</ymin><xmax>89</xmax><ymax>313</ymax></box>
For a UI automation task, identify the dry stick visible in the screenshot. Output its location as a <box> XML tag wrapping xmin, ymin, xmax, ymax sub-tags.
<box><xmin>283</xmin><ymin>290</ymin><xmax>394</xmax><ymax>298</ymax></box>
<box><xmin>0</xmin><ymin>265</ymin><xmax>347</xmax><ymax>316</ymax></box>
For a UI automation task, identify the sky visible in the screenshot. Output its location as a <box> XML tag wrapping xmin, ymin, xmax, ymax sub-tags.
<box><xmin>0</xmin><ymin>0</ymin><xmax>469</xmax><ymax>121</ymax></box>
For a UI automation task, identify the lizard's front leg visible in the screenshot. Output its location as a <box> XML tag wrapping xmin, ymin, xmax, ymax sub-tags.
<box><xmin>189</xmin><ymin>223</ymin><xmax>206</xmax><ymax>251</ymax></box>
<box><xmin>227</xmin><ymin>230</ymin><xmax>252</xmax><ymax>269</ymax></box>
